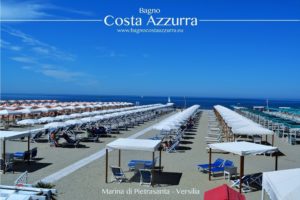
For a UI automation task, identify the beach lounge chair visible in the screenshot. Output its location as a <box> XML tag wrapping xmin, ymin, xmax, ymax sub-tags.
<box><xmin>166</xmin><ymin>140</ymin><xmax>180</xmax><ymax>153</ymax></box>
<box><xmin>110</xmin><ymin>166</ymin><xmax>128</xmax><ymax>183</ymax></box>
<box><xmin>30</xmin><ymin>147</ymin><xmax>38</xmax><ymax>160</ymax></box>
<box><xmin>205</xmin><ymin>135</ymin><xmax>223</xmax><ymax>144</ymax></box>
<box><xmin>139</xmin><ymin>169</ymin><xmax>152</xmax><ymax>186</ymax></box>
<box><xmin>128</xmin><ymin>159</ymin><xmax>156</xmax><ymax>171</ymax></box>
<box><xmin>197</xmin><ymin>158</ymin><xmax>224</xmax><ymax>171</ymax></box>
<box><xmin>0</xmin><ymin>154</ymin><xmax>14</xmax><ymax>173</ymax></box>
<box><xmin>61</xmin><ymin>133</ymin><xmax>81</xmax><ymax>148</ymax></box>
<box><xmin>231</xmin><ymin>172</ymin><xmax>262</xmax><ymax>192</ymax></box>
<box><xmin>205</xmin><ymin>160</ymin><xmax>234</xmax><ymax>175</ymax></box>
<box><xmin>14</xmin><ymin>150</ymin><xmax>30</xmax><ymax>162</ymax></box>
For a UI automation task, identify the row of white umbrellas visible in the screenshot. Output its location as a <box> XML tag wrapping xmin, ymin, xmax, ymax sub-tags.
<box><xmin>0</xmin><ymin>102</ymin><xmax>134</xmax><ymax>115</ymax></box>
<box><xmin>16</xmin><ymin>104</ymin><xmax>167</xmax><ymax>127</ymax></box>
<box><xmin>153</xmin><ymin>105</ymin><xmax>200</xmax><ymax>131</ymax></box>
<box><xmin>214</xmin><ymin>105</ymin><xmax>274</xmax><ymax>136</ymax></box>
<box><xmin>43</xmin><ymin>104</ymin><xmax>172</xmax><ymax>129</ymax></box>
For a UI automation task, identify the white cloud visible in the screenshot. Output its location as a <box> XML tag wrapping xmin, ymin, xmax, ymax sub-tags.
<box><xmin>40</xmin><ymin>69</ymin><xmax>84</xmax><ymax>81</ymax></box>
<box><xmin>3</xmin><ymin>26</ymin><xmax>75</xmax><ymax>61</ymax></box>
<box><xmin>11</xmin><ymin>56</ymin><xmax>36</xmax><ymax>64</ymax></box>
<box><xmin>32</xmin><ymin>47</ymin><xmax>50</xmax><ymax>54</ymax></box>
<box><xmin>0</xmin><ymin>0</ymin><xmax>93</xmax><ymax>20</ymax></box>
<box><xmin>0</xmin><ymin>39</ymin><xmax>22</xmax><ymax>51</ymax></box>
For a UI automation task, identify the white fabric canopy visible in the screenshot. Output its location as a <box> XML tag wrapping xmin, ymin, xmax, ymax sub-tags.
<box><xmin>214</xmin><ymin>105</ymin><xmax>274</xmax><ymax>136</ymax></box>
<box><xmin>107</xmin><ymin>138</ymin><xmax>161</xmax><ymax>152</ymax></box>
<box><xmin>0</xmin><ymin>131</ymin><xmax>31</xmax><ymax>140</ymax></box>
<box><xmin>208</xmin><ymin>141</ymin><xmax>278</xmax><ymax>156</ymax></box>
<box><xmin>262</xmin><ymin>168</ymin><xmax>300</xmax><ymax>200</ymax></box>
<box><xmin>153</xmin><ymin>105</ymin><xmax>199</xmax><ymax>131</ymax></box>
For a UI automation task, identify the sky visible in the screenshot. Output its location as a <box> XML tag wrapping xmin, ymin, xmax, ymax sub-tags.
<box><xmin>0</xmin><ymin>0</ymin><xmax>300</xmax><ymax>99</ymax></box>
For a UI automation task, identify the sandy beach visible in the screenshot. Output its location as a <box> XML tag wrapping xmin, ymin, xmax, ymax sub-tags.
<box><xmin>1</xmin><ymin>110</ymin><xmax>300</xmax><ymax>200</ymax></box>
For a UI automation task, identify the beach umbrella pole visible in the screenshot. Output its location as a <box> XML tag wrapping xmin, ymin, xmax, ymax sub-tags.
<box><xmin>152</xmin><ymin>152</ymin><xmax>155</xmax><ymax>169</ymax></box>
<box><xmin>275</xmin><ymin>153</ymin><xmax>278</xmax><ymax>171</ymax></box>
<box><xmin>239</xmin><ymin>156</ymin><xmax>244</xmax><ymax>193</ymax></box>
<box><xmin>105</xmin><ymin>149</ymin><xmax>108</xmax><ymax>183</ymax></box>
<box><xmin>208</xmin><ymin>148</ymin><xmax>212</xmax><ymax>181</ymax></box>
<box><xmin>27</xmin><ymin>136</ymin><xmax>30</xmax><ymax>164</ymax></box>
<box><xmin>2</xmin><ymin>140</ymin><xmax>6</xmax><ymax>174</ymax></box>
<box><xmin>159</xmin><ymin>149</ymin><xmax>162</xmax><ymax>170</ymax></box>
<box><xmin>118</xmin><ymin>150</ymin><xmax>121</xmax><ymax>167</ymax></box>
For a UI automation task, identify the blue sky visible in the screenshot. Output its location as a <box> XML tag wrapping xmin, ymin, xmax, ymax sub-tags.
<box><xmin>1</xmin><ymin>0</ymin><xmax>300</xmax><ymax>99</ymax></box>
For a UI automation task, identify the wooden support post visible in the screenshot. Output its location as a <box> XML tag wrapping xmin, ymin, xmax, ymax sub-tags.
<box><xmin>275</xmin><ymin>154</ymin><xmax>278</xmax><ymax>171</ymax></box>
<box><xmin>118</xmin><ymin>149</ymin><xmax>121</xmax><ymax>167</ymax></box>
<box><xmin>208</xmin><ymin>148</ymin><xmax>212</xmax><ymax>181</ymax></box>
<box><xmin>159</xmin><ymin>149</ymin><xmax>162</xmax><ymax>169</ymax></box>
<box><xmin>152</xmin><ymin>152</ymin><xmax>155</xmax><ymax>169</ymax></box>
<box><xmin>272</xmin><ymin>135</ymin><xmax>274</xmax><ymax>146</ymax></box>
<box><xmin>27</xmin><ymin>136</ymin><xmax>30</xmax><ymax>164</ymax></box>
<box><xmin>239</xmin><ymin>156</ymin><xmax>244</xmax><ymax>193</ymax></box>
<box><xmin>105</xmin><ymin>149</ymin><xmax>108</xmax><ymax>183</ymax></box>
<box><xmin>2</xmin><ymin>140</ymin><xmax>6</xmax><ymax>174</ymax></box>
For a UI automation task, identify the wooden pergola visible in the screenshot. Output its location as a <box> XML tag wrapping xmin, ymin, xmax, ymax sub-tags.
<box><xmin>207</xmin><ymin>141</ymin><xmax>279</xmax><ymax>193</ymax></box>
<box><xmin>105</xmin><ymin>138</ymin><xmax>162</xmax><ymax>183</ymax></box>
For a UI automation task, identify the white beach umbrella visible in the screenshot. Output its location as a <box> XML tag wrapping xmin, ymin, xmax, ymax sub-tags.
<box><xmin>44</xmin><ymin>122</ymin><xmax>67</xmax><ymax>129</ymax></box>
<box><xmin>38</xmin><ymin>117</ymin><xmax>55</xmax><ymax>123</ymax></box>
<box><xmin>64</xmin><ymin>106</ymin><xmax>75</xmax><ymax>110</ymax></box>
<box><xmin>17</xmin><ymin>108</ymin><xmax>33</xmax><ymax>114</ymax></box>
<box><xmin>53</xmin><ymin>106</ymin><xmax>64</xmax><ymax>111</ymax></box>
<box><xmin>55</xmin><ymin>115</ymin><xmax>71</xmax><ymax>120</ymax></box>
<box><xmin>81</xmin><ymin>112</ymin><xmax>92</xmax><ymax>117</ymax></box>
<box><xmin>80</xmin><ymin>117</ymin><xmax>93</xmax><ymax>123</ymax></box>
<box><xmin>92</xmin><ymin>116</ymin><xmax>104</xmax><ymax>121</ymax></box>
<box><xmin>0</xmin><ymin>110</ymin><xmax>18</xmax><ymax>116</ymax></box>
<box><xmin>65</xmin><ymin>119</ymin><xmax>83</xmax><ymax>126</ymax></box>
<box><xmin>33</xmin><ymin>107</ymin><xmax>49</xmax><ymax>113</ymax></box>
<box><xmin>69</xmin><ymin>113</ymin><xmax>82</xmax><ymax>118</ymax></box>
<box><xmin>17</xmin><ymin>119</ymin><xmax>38</xmax><ymax>125</ymax></box>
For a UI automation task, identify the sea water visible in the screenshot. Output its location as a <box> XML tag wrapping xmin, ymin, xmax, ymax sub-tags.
<box><xmin>1</xmin><ymin>93</ymin><xmax>300</xmax><ymax>109</ymax></box>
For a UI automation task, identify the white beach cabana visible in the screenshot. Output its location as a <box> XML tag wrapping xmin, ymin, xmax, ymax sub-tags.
<box><xmin>153</xmin><ymin>105</ymin><xmax>200</xmax><ymax>131</ymax></box>
<box><xmin>261</xmin><ymin>168</ymin><xmax>300</xmax><ymax>200</ymax></box>
<box><xmin>105</xmin><ymin>138</ymin><xmax>162</xmax><ymax>183</ymax></box>
<box><xmin>214</xmin><ymin>105</ymin><xmax>275</xmax><ymax>145</ymax></box>
<box><xmin>208</xmin><ymin>141</ymin><xmax>279</xmax><ymax>193</ymax></box>
<box><xmin>0</xmin><ymin>131</ymin><xmax>32</xmax><ymax>173</ymax></box>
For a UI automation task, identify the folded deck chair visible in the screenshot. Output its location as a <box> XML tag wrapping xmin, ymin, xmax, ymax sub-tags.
<box><xmin>30</xmin><ymin>147</ymin><xmax>38</xmax><ymax>160</ymax></box>
<box><xmin>61</xmin><ymin>133</ymin><xmax>81</xmax><ymax>148</ymax></box>
<box><xmin>231</xmin><ymin>173</ymin><xmax>262</xmax><ymax>192</ymax></box>
<box><xmin>139</xmin><ymin>169</ymin><xmax>152</xmax><ymax>186</ymax></box>
<box><xmin>166</xmin><ymin>140</ymin><xmax>180</xmax><ymax>153</ymax></box>
<box><xmin>206</xmin><ymin>135</ymin><xmax>223</xmax><ymax>144</ymax></box>
<box><xmin>197</xmin><ymin>158</ymin><xmax>224</xmax><ymax>171</ymax></box>
<box><xmin>205</xmin><ymin>160</ymin><xmax>234</xmax><ymax>175</ymax></box>
<box><xmin>110</xmin><ymin>166</ymin><xmax>128</xmax><ymax>183</ymax></box>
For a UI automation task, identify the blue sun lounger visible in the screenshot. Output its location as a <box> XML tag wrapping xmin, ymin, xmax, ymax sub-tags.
<box><xmin>205</xmin><ymin>160</ymin><xmax>234</xmax><ymax>175</ymax></box>
<box><xmin>197</xmin><ymin>158</ymin><xmax>224</xmax><ymax>171</ymax></box>
<box><xmin>128</xmin><ymin>159</ymin><xmax>156</xmax><ymax>170</ymax></box>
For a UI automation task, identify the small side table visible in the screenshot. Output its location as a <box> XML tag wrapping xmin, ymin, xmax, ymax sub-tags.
<box><xmin>224</xmin><ymin>166</ymin><xmax>237</xmax><ymax>181</ymax></box>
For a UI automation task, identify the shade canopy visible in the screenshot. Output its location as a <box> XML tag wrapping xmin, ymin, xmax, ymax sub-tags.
<box><xmin>208</xmin><ymin>141</ymin><xmax>278</xmax><ymax>156</ymax></box>
<box><xmin>214</xmin><ymin>105</ymin><xmax>274</xmax><ymax>136</ymax></box>
<box><xmin>262</xmin><ymin>168</ymin><xmax>300</xmax><ymax>200</ymax></box>
<box><xmin>153</xmin><ymin>105</ymin><xmax>199</xmax><ymax>131</ymax></box>
<box><xmin>106</xmin><ymin>138</ymin><xmax>161</xmax><ymax>152</ymax></box>
<box><xmin>204</xmin><ymin>184</ymin><xmax>246</xmax><ymax>200</ymax></box>
<box><xmin>0</xmin><ymin>131</ymin><xmax>31</xmax><ymax>140</ymax></box>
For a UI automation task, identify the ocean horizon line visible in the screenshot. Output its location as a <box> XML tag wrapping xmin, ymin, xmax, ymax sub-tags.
<box><xmin>1</xmin><ymin>93</ymin><xmax>300</xmax><ymax>102</ymax></box>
